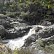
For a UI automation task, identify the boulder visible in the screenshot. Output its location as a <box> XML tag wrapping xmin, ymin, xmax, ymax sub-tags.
<box><xmin>24</xmin><ymin>34</ymin><xmax>38</xmax><ymax>47</ymax></box>
<box><xmin>0</xmin><ymin>19</ymin><xmax>12</xmax><ymax>29</ymax></box>
<box><xmin>37</xmin><ymin>26</ymin><xmax>54</xmax><ymax>38</ymax></box>
<box><xmin>1</xmin><ymin>26</ymin><xmax>32</xmax><ymax>39</ymax></box>
<box><xmin>24</xmin><ymin>25</ymin><xmax>54</xmax><ymax>47</ymax></box>
<box><xmin>0</xmin><ymin>25</ymin><xmax>5</xmax><ymax>37</ymax></box>
<box><xmin>41</xmin><ymin>20</ymin><xmax>51</xmax><ymax>26</ymax></box>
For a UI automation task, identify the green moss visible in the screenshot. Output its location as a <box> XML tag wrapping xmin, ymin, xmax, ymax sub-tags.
<box><xmin>13</xmin><ymin>48</ymin><xmax>31</xmax><ymax>54</ymax></box>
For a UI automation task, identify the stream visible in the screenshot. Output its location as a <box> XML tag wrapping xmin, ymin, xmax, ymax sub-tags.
<box><xmin>3</xmin><ymin>25</ymin><xmax>45</xmax><ymax>50</ymax></box>
<box><xmin>1</xmin><ymin>24</ymin><xmax>54</xmax><ymax>50</ymax></box>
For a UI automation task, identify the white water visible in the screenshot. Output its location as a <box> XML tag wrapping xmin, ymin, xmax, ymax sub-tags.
<box><xmin>6</xmin><ymin>27</ymin><xmax>36</xmax><ymax>50</ymax></box>
<box><xmin>6</xmin><ymin>25</ymin><xmax>45</xmax><ymax>50</ymax></box>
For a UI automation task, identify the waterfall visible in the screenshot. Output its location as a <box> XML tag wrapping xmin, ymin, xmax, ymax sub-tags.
<box><xmin>6</xmin><ymin>25</ymin><xmax>45</xmax><ymax>50</ymax></box>
<box><xmin>6</xmin><ymin>27</ymin><xmax>35</xmax><ymax>50</ymax></box>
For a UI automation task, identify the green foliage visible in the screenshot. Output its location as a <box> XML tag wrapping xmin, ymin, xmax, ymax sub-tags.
<box><xmin>43</xmin><ymin>44</ymin><xmax>54</xmax><ymax>54</ymax></box>
<box><xmin>0</xmin><ymin>47</ymin><xmax>31</xmax><ymax>54</ymax></box>
<box><xmin>13</xmin><ymin>48</ymin><xmax>31</xmax><ymax>54</ymax></box>
<box><xmin>6</xmin><ymin>12</ymin><xmax>16</xmax><ymax>17</ymax></box>
<box><xmin>0</xmin><ymin>0</ymin><xmax>54</xmax><ymax>24</ymax></box>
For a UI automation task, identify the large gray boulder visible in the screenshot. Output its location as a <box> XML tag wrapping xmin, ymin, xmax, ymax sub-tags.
<box><xmin>1</xmin><ymin>26</ymin><xmax>32</xmax><ymax>39</ymax></box>
<box><xmin>37</xmin><ymin>25</ymin><xmax>54</xmax><ymax>38</ymax></box>
<box><xmin>24</xmin><ymin>25</ymin><xmax>54</xmax><ymax>47</ymax></box>
<box><xmin>24</xmin><ymin>34</ymin><xmax>37</xmax><ymax>47</ymax></box>
<box><xmin>0</xmin><ymin>25</ymin><xmax>5</xmax><ymax>36</ymax></box>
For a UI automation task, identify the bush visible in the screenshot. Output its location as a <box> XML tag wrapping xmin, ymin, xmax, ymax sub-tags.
<box><xmin>0</xmin><ymin>0</ymin><xmax>54</xmax><ymax>24</ymax></box>
<box><xmin>6</xmin><ymin>12</ymin><xmax>16</xmax><ymax>18</ymax></box>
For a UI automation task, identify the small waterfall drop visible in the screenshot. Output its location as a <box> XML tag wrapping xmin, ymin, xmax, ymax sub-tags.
<box><xmin>6</xmin><ymin>27</ymin><xmax>35</xmax><ymax>50</ymax></box>
<box><xmin>6</xmin><ymin>25</ymin><xmax>45</xmax><ymax>50</ymax></box>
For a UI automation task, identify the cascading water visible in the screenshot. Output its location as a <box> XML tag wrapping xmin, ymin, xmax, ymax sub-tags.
<box><xmin>6</xmin><ymin>27</ymin><xmax>35</xmax><ymax>50</ymax></box>
<box><xmin>6</xmin><ymin>25</ymin><xmax>45</xmax><ymax>50</ymax></box>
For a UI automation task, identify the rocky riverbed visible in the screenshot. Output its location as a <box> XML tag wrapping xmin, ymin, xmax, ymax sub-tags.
<box><xmin>0</xmin><ymin>14</ymin><xmax>54</xmax><ymax>54</ymax></box>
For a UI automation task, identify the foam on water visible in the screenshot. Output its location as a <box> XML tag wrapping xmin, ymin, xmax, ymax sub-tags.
<box><xmin>6</xmin><ymin>27</ymin><xmax>36</xmax><ymax>50</ymax></box>
<box><xmin>6</xmin><ymin>25</ymin><xmax>45</xmax><ymax>50</ymax></box>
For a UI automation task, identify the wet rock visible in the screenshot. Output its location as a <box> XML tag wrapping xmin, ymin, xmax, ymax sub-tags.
<box><xmin>24</xmin><ymin>34</ymin><xmax>38</xmax><ymax>47</ymax></box>
<box><xmin>24</xmin><ymin>25</ymin><xmax>54</xmax><ymax>47</ymax></box>
<box><xmin>0</xmin><ymin>19</ymin><xmax>12</xmax><ymax>29</ymax></box>
<box><xmin>41</xmin><ymin>21</ymin><xmax>51</xmax><ymax>26</ymax></box>
<box><xmin>2</xmin><ymin>26</ymin><xmax>32</xmax><ymax>39</ymax></box>
<box><xmin>38</xmin><ymin>26</ymin><xmax>54</xmax><ymax>38</ymax></box>
<box><xmin>0</xmin><ymin>25</ymin><xmax>6</xmax><ymax>37</ymax></box>
<box><xmin>0</xmin><ymin>16</ymin><xmax>32</xmax><ymax>39</ymax></box>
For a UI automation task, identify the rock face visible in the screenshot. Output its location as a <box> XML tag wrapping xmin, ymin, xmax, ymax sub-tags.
<box><xmin>24</xmin><ymin>25</ymin><xmax>54</xmax><ymax>47</ymax></box>
<box><xmin>0</xmin><ymin>17</ymin><xmax>32</xmax><ymax>39</ymax></box>
<box><xmin>0</xmin><ymin>25</ymin><xmax>6</xmax><ymax>38</ymax></box>
<box><xmin>41</xmin><ymin>20</ymin><xmax>51</xmax><ymax>26</ymax></box>
<box><xmin>38</xmin><ymin>27</ymin><xmax>54</xmax><ymax>38</ymax></box>
<box><xmin>24</xmin><ymin>34</ymin><xmax>37</xmax><ymax>47</ymax></box>
<box><xmin>4</xmin><ymin>26</ymin><xmax>32</xmax><ymax>39</ymax></box>
<box><xmin>23</xmin><ymin>25</ymin><xmax>54</xmax><ymax>54</ymax></box>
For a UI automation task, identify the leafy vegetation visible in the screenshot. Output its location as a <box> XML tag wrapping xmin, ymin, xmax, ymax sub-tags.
<box><xmin>0</xmin><ymin>47</ymin><xmax>31</xmax><ymax>54</ymax></box>
<box><xmin>0</xmin><ymin>0</ymin><xmax>54</xmax><ymax>24</ymax></box>
<box><xmin>0</xmin><ymin>39</ymin><xmax>54</xmax><ymax>54</ymax></box>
